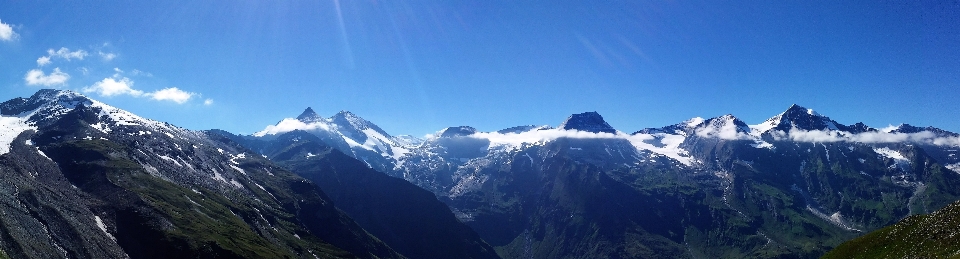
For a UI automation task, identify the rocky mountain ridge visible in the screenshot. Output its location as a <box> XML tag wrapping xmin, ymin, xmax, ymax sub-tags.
<box><xmin>0</xmin><ymin>89</ymin><xmax>404</xmax><ymax>258</ymax></box>
<box><xmin>251</xmin><ymin>104</ymin><xmax>960</xmax><ymax>258</ymax></box>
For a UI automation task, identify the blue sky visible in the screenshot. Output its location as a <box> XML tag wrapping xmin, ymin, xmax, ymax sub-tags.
<box><xmin>0</xmin><ymin>1</ymin><xmax>958</xmax><ymax>135</ymax></box>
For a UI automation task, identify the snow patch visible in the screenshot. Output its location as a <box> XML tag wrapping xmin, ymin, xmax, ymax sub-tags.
<box><xmin>158</xmin><ymin>155</ymin><xmax>182</xmax><ymax>167</ymax></box>
<box><xmin>806</xmin><ymin>206</ymin><xmax>861</xmax><ymax>232</ymax></box>
<box><xmin>0</xmin><ymin>116</ymin><xmax>37</xmax><ymax>155</ymax></box>
<box><xmin>212</xmin><ymin>171</ymin><xmax>229</xmax><ymax>184</ymax></box>
<box><xmin>469</xmin><ymin>129</ymin><xmax>695</xmax><ymax>165</ymax></box>
<box><xmin>229</xmin><ymin>153</ymin><xmax>246</xmax><ymax>165</ymax></box>
<box><xmin>94</xmin><ymin>216</ymin><xmax>116</xmax><ymax>241</ymax></box>
<box><xmin>946</xmin><ymin>163</ymin><xmax>960</xmax><ymax>174</ymax></box>
<box><xmin>229</xmin><ymin>165</ymin><xmax>246</xmax><ymax>175</ymax></box>
<box><xmin>874</xmin><ymin>147</ymin><xmax>911</xmax><ymax>171</ymax></box>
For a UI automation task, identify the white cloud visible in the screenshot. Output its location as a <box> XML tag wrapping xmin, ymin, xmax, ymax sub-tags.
<box><xmin>148</xmin><ymin>87</ymin><xmax>195</xmax><ymax>104</ymax></box>
<box><xmin>695</xmin><ymin>122</ymin><xmax>751</xmax><ymax>140</ymax></box>
<box><xmin>34</xmin><ymin>47</ymin><xmax>90</xmax><ymax>67</ymax></box>
<box><xmin>83</xmin><ymin>77</ymin><xmax>143</xmax><ymax>97</ymax></box>
<box><xmin>24</xmin><ymin>68</ymin><xmax>70</xmax><ymax>86</ymax></box>
<box><xmin>47</xmin><ymin>47</ymin><xmax>88</xmax><ymax>61</ymax></box>
<box><xmin>99</xmin><ymin>51</ymin><xmax>117</xmax><ymax>61</ymax></box>
<box><xmin>204</xmin><ymin>99</ymin><xmax>214</xmax><ymax>105</ymax></box>
<box><xmin>0</xmin><ymin>19</ymin><xmax>17</xmax><ymax>41</ymax></box>
<box><xmin>773</xmin><ymin>128</ymin><xmax>960</xmax><ymax>147</ymax></box>
<box><xmin>253</xmin><ymin>118</ymin><xmax>333</xmax><ymax>136</ymax></box>
<box><xmin>131</xmin><ymin>69</ymin><xmax>153</xmax><ymax>77</ymax></box>
<box><xmin>37</xmin><ymin>56</ymin><xmax>52</xmax><ymax>66</ymax></box>
<box><xmin>782</xmin><ymin>129</ymin><xmax>845</xmax><ymax>143</ymax></box>
<box><xmin>84</xmin><ymin>76</ymin><xmax>200</xmax><ymax>105</ymax></box>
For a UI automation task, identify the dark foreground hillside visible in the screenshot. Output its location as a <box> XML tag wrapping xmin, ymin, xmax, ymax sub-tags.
<box><xmin>823</xmin><ymin>198</ymin><xmax>960</xmax><ymax>259</ymax></box>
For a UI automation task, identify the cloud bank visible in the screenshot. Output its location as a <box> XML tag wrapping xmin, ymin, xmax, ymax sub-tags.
<box><xmin>694</xmin><ymin>122</ymin><xmax>751</xmax><ymax>140</ymax></box>
<box><xmin>774</xmin><ymin>128</ymin><xmax>960</xmax><ymax>147</ymax></box>
<box><xmin>253</xmin><ymin>118</ymin><xmax>333</xmax><ymax>137</ymax></box>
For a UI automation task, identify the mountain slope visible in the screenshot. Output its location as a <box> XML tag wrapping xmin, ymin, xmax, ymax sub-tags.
<box><xmin>823</xmin><ymin>198</ymin><xmax>960</xmax><ymax>259</ymax></box>
<box><xmin>0</xmin><ymin>89</ymin><xmax>402</xmax><ymax>258</ymax></box>
<box><xmin>230</xmin><ymin>129</ymin><xmax>501</xmax><ymax>259</ymax></box>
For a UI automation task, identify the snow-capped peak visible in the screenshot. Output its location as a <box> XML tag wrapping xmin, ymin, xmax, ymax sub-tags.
<box><xmin>888</xmin><ymin>124</ymin><xmax>959</xmax><ymax>137</ymax></box>
<box><xmin>296</xmin><ymin>107</ymin><xmax>323</xmax><ymax>122</ymax></box>
<box><xmin>750</xmin><ymin>104</ymin><xmax>843</xmax><ymax>134</ymax></box>
<box><xmin>693</xmin><ymin>114</ymin><xmax>751</xmax><ymax>140</ymax></box>
<box><xmin>685</xmin><ymin>117</ymin><xmax>706</xmax><ymax>128</ymax></box>
<box><xmin>438</xmin><ymin>126</ymin><xmax>478</xmax><ymax>138</ymax></box>
<box><xmin>331</xmin><ymin>110</ymin><xmax>388</xmax><ymax>135</ymax></box>
<box><xmin>254</xmin><ymin>109</ymin><xmax>413</xmax><ymax>167</ymax></box>
<box><xmin>0</xmin><ymin>89</ymin><xmax>187</xmax><ymax>154</ymax></box>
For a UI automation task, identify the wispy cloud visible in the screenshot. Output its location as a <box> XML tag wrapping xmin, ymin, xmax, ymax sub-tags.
<box><xmin>149</xmin><ymin>87</ymin><xmax>195</xmax><ymax>104</ymax></box>
<box><xmin>47</xmin><ymin>47</ymin><xmax>88</xmax><ymax>60</ymax></box>
<box><xmin>131</xmin><ymin>69</ymin><xmax>152</xmax><ymax>77</ymax></box>
<box><xmin>99</xmin><ymin>51</ymin><xmax>117</xmax><ymax>61</ymax></box>
<box><xmin>24</xmin><ymin>68</ymin><xmax>70</xmax><ymax>86</ymax></box>
<box><xmin>35</xmin><ymin>47</ymin><xmax>89</xmax><ymax>67</ymax></box>
<box><xmin>0</xmin><ymin>19</ymin><xmax>17</xmax><ymax>41</ymax></box>
<box><xmin>204</xmin><ymin>99</ymin><xmax>214</xmax><ymax>106</ymax></box>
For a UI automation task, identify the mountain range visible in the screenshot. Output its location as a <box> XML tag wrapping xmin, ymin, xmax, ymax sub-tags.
<box><xmin>1</xmin><ymin>89</ymin><xmax>959</xmax><ymax>258</ymax></box>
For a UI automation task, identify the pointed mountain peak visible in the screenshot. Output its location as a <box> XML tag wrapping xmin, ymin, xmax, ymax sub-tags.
<box><xmin>2</xmin><ymin>89</ymin><xmax>93</xmax><ymax>116</ymax></box>
<box><xmin>439</xmin><ymin>126</ymin><xmax>477</xmax><ymax>138</ymax></box>
<box><xmin>296</xmin><ymin>107</ymin><xmax>323</xmax><ymax>122</ymax></box>
<box><xmin>715</xmin><ymin>114</ymin><xmax>749</xmax><ymax>126</ymax></box>
<box><xmin>699</xmin><ymin>114</ymin><xmax>750</xmax><ymax>132</ymax></box>
<box><xmin>331</xmin><ymin>110</ymin><xmax>373</xmax><ymax>130</ymax></box>
<box><xmin>751</xmin><ymin>104</ymin><xmax>842</xmax><ymax>132</ymax></box>
<box><xmin>847</xmin><ymin>122</ymin><xmax>874</xmax><ymax>133</ymax></box>
<box><xmin>334</xmin><ymin>110</ymin><xmax>357</xmax><ymax>118</ymax></box>
<box><xmin>717</xmin><ymin>114</ymin><xmax>740</xmax><ymax>121</ymax></box>
<box><xmin>328</xmin><ymin>110</ymin><xmax>394</xmax><ymax>140</ymax></box>
<box><xmin>781</xmin><ymin>104</ymin><xmax>824</xmax><ymax>118</ymax></box>
<box><xmin>559</xmin><ymin>111</ymin><xmax>616</xmax><ymax>133</ymax></box>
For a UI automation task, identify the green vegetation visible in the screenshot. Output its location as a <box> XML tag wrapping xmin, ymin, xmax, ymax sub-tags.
<box><xmin>44</xmin><ymin>139</ymin><xmax>354</xmax><ymax>258</ymax></box>
<box><xmin>823</xmin><ymin>199</ymin><xmax>960</xmax><ymax>259</ymax></box>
